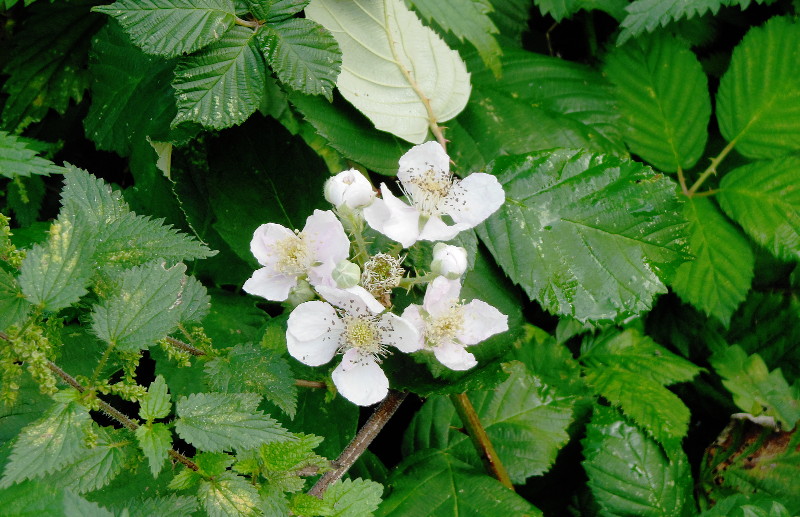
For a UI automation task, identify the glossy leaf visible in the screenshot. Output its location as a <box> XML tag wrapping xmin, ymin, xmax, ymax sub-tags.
<box><xmin>478</xmin><ymin>149</ymin><xmax>687</xmax><ymax>323</ymax></box>
<box><xmin>305</xmin><ymin>0</ymin><xmax>471</xmax><ymax>144</ymax></box>
<box><xmin>0</xmin><ymin>132</ymin><xmax>65</xmax><ymax>178</ymax></box>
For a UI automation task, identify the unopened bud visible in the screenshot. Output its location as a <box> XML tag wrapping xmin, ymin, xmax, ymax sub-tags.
<box><xmin>431</xmin><ymin>243</ymin><xmax>468</xmax><ymax>279</ymax></box>
<box><xmin>324</xmin><ymin>169</ymin><xmax>375</xmax><ymax>209</ymax></box>
<box><xmin>286</xmin><ymin>279</ymin><xmax>316</xmax><ymax>307</ymax></box>
<box><xmin>332</xmin><ymin>260</ymin><xmax>361</xmax><ymax>289</ymax></box>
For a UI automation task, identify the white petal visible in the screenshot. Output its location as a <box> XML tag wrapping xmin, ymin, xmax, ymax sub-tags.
<box><xmin>443</xmin><ymin>173</ymin><xmax>505</xmax><ymax>227</ymax></box>
<box><xmin>418</xmin><ymin>215</ymin><xmax>467</xmax><ymax>243</ymax></box>
<box><xmin>400</xmin><ymin>304</ymin><xmax>425</xmax><ymax>338</ymax></box>
<box><xmin>242</xmin><ymin>267</ymin><xmax>297</xmax><ymax>302</ymax></box>
<box><xmin>398</xmin><ymin>141</ymin><xmax>450</xmax><ymax>185</ymax></box>
<box><xmin>315</xmin><ymin>285</ymin><xmax>384</xmax><ymax>315</ymax></box>
<box><xmin>250</xmin><ymin>223</ymin><xmax>294</xmax><ymax>267</ymax></box>
<box><xmin>303</xmin><ymin>210</ymin><xmax>350</xmax><ymax>264</ymax></box>
<box><xmin>287</xmin><ymin>301</ymin><xmax>342</xmax><ymax>342</ymax></box>
<box><xmin>287</xmin><ymin>330</ymin><xmax>341</xmax><ymax>367</ymax></box>
<box><xmin>332</xmin><ymin>350</ymin><xmax>389</xmax><ymax>406</ymax></box>
<box><xmin>308</xmin><ymin>258</ymin><xmax>339</xmax><ymax>289</ymax></box>
<box><xmin>433</xmin><ymin>342</ymin><xmax>477</xmax><ymax>371</ymax></box>
<box><xmin>363</xmin><ymin>194</ymin><xmax>390</xmax><ymax>234</ymax></box>
<box><xmin>380</xmin><ymin>312</ymin><xmax>422</xmax><ymax>353</ymax></box>
<box><xmin>364</xmin><ymin>185</ymin><xmax>421</xmax><ymax>248</ymax></box>
<box><xmin>458</xmin><ymin>300</ymin><xmax>508</xmax><ymax>346</ymax></box>
<box><xmin>423</xmin><ymin>276</ymin><xmax>462</xmax><ymax>317</ymax></box>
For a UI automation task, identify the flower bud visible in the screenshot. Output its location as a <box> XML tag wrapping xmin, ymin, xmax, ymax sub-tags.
<box><xmin>431</xmin><ymin>243</ymin><xmax>468</xmax><ymax>279</ymax></box>
<box><xmin>332</xmin><ymin>260</ymin><xmax>361</xmax><ymax>289</ymax></box>
<box><xmin>285</xmin><ymin>279</ymin><xmax>316</xmax><ymax>308</ymax></box>
<box><xmin>324</xmin><ymin>169</ymin><xmax>375</xmax><ymax>209</ymax></box>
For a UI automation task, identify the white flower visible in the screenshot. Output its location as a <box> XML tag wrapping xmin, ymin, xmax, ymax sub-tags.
<box><xmin>324</xmin><ymin>168</ymin><xmax>375</xmax><ymax>209</ymax></box>
<box><xmin>431</xmin><ymin>243</ymin><xmax>468</xmax><ymax>279</ymax></box>
<box><xmin>243</xmin><ymin>210</ymin><xmax>349</xmax><ymax>302</ymax></box>
<box><xmin>286</xmin><ymin>285</ymin><xmax>419</xmax><ymax>406</ymax></box>
<box><xmin>401</xmin><ymin>277</ymin><xmax>508</xmax><ymax>371</ymax></box>
<box><xmin>363</xmin><ymin>141</ymin><xmax>505</xmax><ymax>247</ymax></box>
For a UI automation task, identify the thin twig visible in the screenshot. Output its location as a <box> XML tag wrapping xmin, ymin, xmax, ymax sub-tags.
<box><xmin>449</xmin><ymin>393</ymin><xmax>514</xmax><ymax>490</ymax></box>
<box><xmin>308</xmin><ymin>390</ymin><xmax>407</xmax><ymax>498</ymax></box>
<box><xmin>165</xmin><ymin>336</ymin><xmax>206</xmax><ymax>356</ymax></box>
<box><xmin>295</xmin><ymin>379</ymin><xmax>327</xmax><ymax>389</ymax></box>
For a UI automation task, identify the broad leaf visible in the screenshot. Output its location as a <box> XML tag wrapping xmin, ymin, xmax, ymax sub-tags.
<box><xmin>305</xmin><ymin>0</ymin><xmax>471</xmax><ymax>144</ymax></box>
<box><xmin>258</xmin><ymin>18</ymin><xmax>341</xmax><ymax>100</ymax></box>
<box><xmin>60</xmin><ymin>165</ymin><xmax>128</xmax><ymax>226</ymax></box>
<box><xmin>478</xmin><ymin>149</ymin><xmax>687</xmax><ymax>323</ymax></box>
<box><xmin>251</xmin><ymin>0</ymin><xmax>309</xmax><ymax>22</ymax></box>
<box><xmin>716</xmin><ymin>16</ymin><xmax>800</xmax><ymax>159</ymax></box>
<box><xmin>0</xmin><ymin>132</ymin><xmax>65</xmax><ymax>178</ymax></box>
<box><xmin>93</xmin><ymin>0</ymin><xmax>236</xmax><ymax>58</ymax></box>
<box><xmin>139</xmin><ymin>375</ymin><xmax>172</xmax><ymax>421</ymax></box>
<box><xmin>0</xmin><ymin>269</ymin><xmax>31</xmax><ymax>331</ymax></box>
<box><xmin>533</xmin><ymin>0</ymin><xmax>628</xmax><ymax>21</ymax></box>
<box><xmin>258</xmin><ymin>433</ymin><xmax>328</xmax><ymax>491</ymax></box>
<box><xmin>173</xmin><ymin>275</ymin><xmax>212</xmax><ymax>325</ymax></box>
<box><xmin>699</xmin><ymin>495</ymin><xmax>794</xmax><ymax>517</ymax></box>
<box><xmin>175</xmin><ymin>392</ymin><xmax>291</xmax><ymax>452</ymax></box>
<box><xmin>171</xmin><ymin>26</ymin><xmax>266</xmax><ymax>130</ymax></box>
<box><xmin>582</xmin><ymin>406</ymin><xmax>693</xmax><ymax>517</ymax></box>
<box><xmin>604</xmin><ymin>32</ymin><xmax>710</xmax><ymax>172</ymax></box>
<box><xmin>718</xmin><ymin>157</ymin><xmax>800</xmax><ymax>262</ymax></box>
<box><xmin>197</xmin><ymin>471</ymin><xmax>261</xmax><ymax>517</ymax></box>
<box><xmin>135</xmin><ymin>424</ymin><xmax>172</xmax><ymax>478</ymax></box>
<box><xmin>376</xmin><ymin>449</ymin><xmax>542</xmax><ymax>516</ymax></box>
<box><xmin>44</xmin><ymin>427</ymin><xmax>132</xmax><ymax>494</ymax></box>
<box><xmin>324</xmin><ymin>478</ymin><xmax>384</xmax><ymax>517</ymax></box>
<box><xmin>672</xmin><ymin>197</ymin><xmax>754</xmax><ymax>326</ymax></box>
<box><xmin>128</xmin><ymin>495</ymin><xmax>199</xmax><ymax>517</ymax></box>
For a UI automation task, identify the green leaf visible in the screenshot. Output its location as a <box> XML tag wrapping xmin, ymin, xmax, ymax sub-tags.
<box><xmin>1</xmin><ymin>1</ymin><xmax>102</xmax><ymax>131</ymax></box>
<box><xmin>250</xmin><ymin>0</ymin><xmax>309</xmax><ymax>22</ymax></box>
<box><xmin>1</xmin><ymin>398</ymin><xmax>91</xmax><ymax>487</ymax></box>
<box><xmin>477</xmin><ymin>149</ymin><xmax>688</xmax><ymax>323</ymax></box>
<box><xmin>44</xmin><ymin>427</ymin><xmax>132</xmax><ymax>494</ymax></box>
<box><xmin>135</xmin><ymin>424</ymin><xmax>172</xmax><ymax>478</ymax></box>
<box><xmin>175</xmin><ymin>392</ymin><xmax>291</xmax><ymax>452</ymax></box>
<box><xmin>197</xmin><ymin>471</ymin><xmax>261</xmax><ymax>517</ymax></box>
<box><xmin>582</xmin><ymin>406</ymin><xmax>693</xmax><ymax>517</ymax></box>
<box><xmin>174</xmin><ymin>275</ymin><xmax>212</xmax><ymax>325</ymax></box>
<box><xmin>672</xmin><ymin>197</ymin><xmax>754</xmax><ymax>327</ymax></box>
<box><xmin>305</xmin><ymin>0</ymin><xmax>470</xmax><ymax>144</ymax></box>
<box><xmin>171</xmin><ymin>26</ymin><xmax>266</xmax><ymax>130</ymax></box>
<box><xmin>718</xmin><ymin>157</ymin><xmax>800</xmax><ymax>262</ymax></box>
<box><xmin>204</xmin><ymin>343</ymin><xmax>298</xmax><ymax>419</ymax></box>
<box><xmin>90</xmin><ymin>262</ymin><xmax>186</xmax><ymax>351</ymax></box>
<box><xmin>533</xmin><ymin>0</ymin><xmax>628</xmax><ymax>22</ymax></box>
<box><xmin>376</xmin><ymin>449</ymin><xmax>543</xmax><ymax>516</ymax></box>
<box><xmin>0</xmin><ymin>269</ymin><xmax>31</xmax><ymax>331</ymax></box>
<box><xmin>93</xmin><ymin>0</ymin><xmax>236</xmax><ymax>58</ymax></box>
<box><xmin>258</xmin><ymin>18</ymin><xmax>341</xmax><ymax>100</ymax></box>
<box><xmin>710</xmin><ymin>345</ymin><xmax>800</xmax><ymax>428</ymax></box>
<box><xmin>410</xmin><ymin>0</ymin><xmax>503</xmax><ymax>76</ymax></box>
<box><xmin>700</xmin><ymin>495</ymin><xmax>794</xmax><ymax>517</ymax></box>
<box><xmin>140</xmin><ymin>375</ymin><xmax>172</xmax><ymax>421</ymax></box>
<box><xmin>604</xmin><ymin>32</ymin><xmax>710</xmax><ymax>172</ymax></box>
<box><xmin>324</xmin><ymin>478</ymin><xmax>384</xmax><ymax>517</ymax></box>
<box><xmin>716</xmin><ymin>16</ymin><xmax>800</xmax><ymax>159</ymax></box>
<box><xmin>0</xmin><ymin>132</ymin><xmax>65</xmax><ymax>178</ymax></box>
<box><xmin>128</xmin><ymin>495</ymin><xmax>199</xmax><ymax>517</ymax></box>
<box><xmin>290</xmin><ymin>493</ymin><xmax>334</xmax><ymax>516</ymax></box>
<box><xmin>404</xmin><ymin>362</ymin><xmax>574</xmax><ymax>483</ymax></box>
<box><xmin>60</xmin><ymin>165</ymin><xmax>129</xmax><ymax>225</ymax></box>
<box><xmin>258</xmin><ymin>433</ymin><xmax>327</xmax><ymax>491</ymax></box>
<box><xmin>0</xmin><ymin>480</ymin><xmax>114</xmax><ymax>517</ymax></box>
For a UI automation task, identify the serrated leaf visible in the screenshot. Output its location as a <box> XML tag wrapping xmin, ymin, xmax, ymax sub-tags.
<box><xmin>700</xmin><ymin>495</ymin><xmax>794</xmax><ymax>517</ymax></box>
<box><xmin>198</xmin><ymin>471</ymin><xmax>261</xmax><ymax>517</ymax></box>
<box><xmin>710</xmin><ymin>345</ymin><xmax>800</xmax><ymax>428</ymax></box>
<box><xmin>305</xmin><ymin>0</ymin><xmax>471</xmax><ymax>144</ymax></box>
<box><xmin>173</xmin><ymin>275</ymin><xmax>211</xmax><ymax>324</ymax></box>
<box><xmin>716</xmin><ymin>16</ymin><xmax>800</xmax><ymax>159</ymax></box>
<box><xmin>44</xmin><ymin>427</ymin><xmax>132</xmax><ymax>494</ymax></box>
<box><xmin>140</xmin><ymin>375</ymin><xmax>172</xmax><ymax>421</ymax></box>
<box><xmin>1</xmin><ymin>1</ymin><xmax>102</xmax><ymax>131</ymax></box>
<box><xmin>204</xmin><ymin>343</ymin><xmax>298</xmax><ymax>418</ymax></box>
<box><xmin>91</xmin><ymin>262</ymin><xmax>186</xmax><ymax>351</ymax></box>
<box><xmin>672</xmin><ymin>197</ymin><xmax>754</xmax><ymax>326</ymax></box>
<box><xmin>290</xmin><ymin>493</ymin><xmax>334</xmax><ymax>516</ymax></box>
<box><xmin>175</xmin><ymin>392</ymin><xmax>291</xmax><ymax>452</ymax></box>
<box><xmin>171</xmin><ymin>26</ymin><xmax>266</xmax><ymax>130</ymax></box>
<box><xmin>324</xmin><ymin>478</ymin><xmax>384</xmax><ymax>517</ymax></box>
<box><xmin>251</xmin><ymin>0</ymin><xmax>309</xmax><ymax>22</ymax></box>
<box><xmin>135</xmin><ymin>423</ymin><xmax>172</xmax><ymax>478</ymax></box>
<box><xmin>0</xmin><ymin>269</ymin><xmax>31</xmax><ymax>331</ymax></box>
<box><xmin>582</xmin><ymin>406</ymin><xmax>693</xmax><ymax>517</ymax></box>
<box><xmin>0</xmin><ymin>480</ymin><xmax>114</xmax><ymax>517</ymax></box>
<box><xmin>477</xmin><ymin>149</ymin><xmax>687</xmax><ymax>323</ymax></box>
<box><xmin>404</xmin><ymin>362</ymin><xmax>574</xmax><ymax>483</ymax></box>
<box><xmin>128</xmin><ymin>495</ymin><xmax>199</xmax><ymax>517</ymax></box>
<box><xmin>376</xmin><ymin>449</ymin><xmax>542</xmax><ymax>516</ymax></box>
<box><xmin>60</xmin><ymin>165</ymin><xmax>129</xmax><ymax>225</ymax></box>
<box><xmin>258</xmin><ymin>18</ymin><xmax>341</xmax><ymax>99</ymax></box>
<box><xmin>259</xmin><ymin>433</ymin><xmax>327</xmax><ymax>481</ymax></box>
<box><xmin>93</xmin><ymin>0</ymin><xmax>236</xmax><ymax>58</ymax></box>
<box><xmin>718</xmin><ymin>157</ymin><xmax>800</xmax><ymax>262</ymax></box>
<box><xmin>0</xmin><ymin>132</ymin><xmax>65</xmax><ymax>178</ymax></box>
<box><xmin>1</xmin><ymin>399</ymin><xmax>91</xmax><ymax>487</ymax></box>
<box><xmin>604</xmin><ymin>32</ymin><xmax>710</xmax><ymax>172</ymax></box>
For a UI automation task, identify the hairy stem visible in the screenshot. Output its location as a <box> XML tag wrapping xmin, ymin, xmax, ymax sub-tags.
<box><xmin>91</xmin><ymin>343</ymin><xmax>115</xmax><ymax>383</ymax></box>
<box><xmin>308</xmin><ymin>390</ymin><xmax>407</xmax><ymax>498</ymax></box>
<box><xmin>449</xmin><ymin>393</ymin><xmax>514</xmax><ymax>490</ymax></box>
<box><xmin>165</xmin><ymin>336</ymin><xmax>206</xmax><ymax>356</ymax></box>
<box><xmin>687</xmin><ymin>138</ymin><xmax>738</xmax><ymax>196</ymax></box>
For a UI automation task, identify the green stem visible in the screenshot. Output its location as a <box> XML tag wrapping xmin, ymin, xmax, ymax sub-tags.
<box><xmin>687</xmin><ymin>138</ymin><xmax>737</xmax><ymax>196</ymax></box>
<box><xmin>91</xmin><ymin>343</ymin><xmax>115</xmax><ymax>383</ymax></box>
<box><xmin>165</xmin><ymin>336</ymin><xmax>205</xmax><ymax>357</ymax></box>
<box><xmin>584</xmin><ymin>11</ymin><xmax>598</xmax><ymax>58</ymax></box>
<box><xmin>449</xmin><ymin>393</ymin><xmax>514</xmax><ymax>490</ymax></box>
<box><xmin>295</xmin><ymin>379</ymin><xmax>326</xmax><ymax>389</ymax></box>
<box><xmin>399</xmin><ymin>272</ymin><xmax>436</xmax><ymax>289</ymax></box>
<box><xmin>234</xmin><ymin>16</ymin><xmax>259</xmax><ymax>29</ymax></box>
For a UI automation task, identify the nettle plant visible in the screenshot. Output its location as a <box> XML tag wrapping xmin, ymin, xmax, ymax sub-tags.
<box><xmin>0</xmin><ymin>0</ymin><xmax>798</xmax><ymax>516</ymax></box>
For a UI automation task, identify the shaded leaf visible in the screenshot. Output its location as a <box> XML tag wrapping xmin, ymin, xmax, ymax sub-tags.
<box><xmin>44</xmin><ymin>427</ymin><xmax>132</xmax><ymax>494</ymax></box>
<box><xmin>128</xmin><ymin>495</ymin><xmax>199</xmax><ymax>517</ymax></box>
<box><xmin>0</xmin><ymin>132</ymin><xmax>65</xmax><ymax>178</ymax></box>
<box><xmin>0</xmin><ymin>269</ymin><xmax>31</xmax><ymax>331</ymax></box>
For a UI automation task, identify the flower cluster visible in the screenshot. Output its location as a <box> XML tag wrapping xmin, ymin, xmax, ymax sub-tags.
<box><xmin>243</xmin><ymin>142</ymin><xmax>508</xmax><ymax>406</ymax></box>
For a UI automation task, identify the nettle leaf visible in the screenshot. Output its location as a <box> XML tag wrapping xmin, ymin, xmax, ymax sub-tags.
<box><xmin>478</xmin><ymin>149</ymin><xmax>687</xmax><ymax>323</ymax></box>
<box><xmin>0</xmin><ymin>480</ymin><xmax>116</xmax><ymax>517</ymax></box>
<box><xmin>140</xmin><ymin>375</ymin><xmax>172</xmax><ymax>421</ymax></box>
<box><xmin>0</xmin><ymin>269</ymin><xmax>31</xmax><ymax>331</ymax></box>
<box><xmin>204</xmin><ymin>343</ymin><xmax>298</xmax><ymax>419</ymax></box>
<box><xmin>258</xmin><ymin>18</ymin><xmax>341</xmax><ymax>100</ymax></box>
<box><xmin>305</xmin><ymin>0</ymin><xmax>471</xmax><ymax>144</ymax></box>
<box><xmin>404</xmin><ymin>362</ymin><xmax>574</xmax><ymax>483</ymax></box>
<box><xmin>0</xmin><ymin>132</ymin><xmax>65</xmax><ymax>178</ymax></box>
<box><xmin>718</xmin><ymin>157</ymin><xmax>800</xmax><ymax>262</ymax></box>
<box><xmin>582</xmin><ymin>406</ymin><xmax>693</xmax><ymax>517</ymax></box>
<box><xmin>172</xmin><ymin>26</ymin><xmax>266</xmax><ymax>130</ymax></box>
<box><xmin>710</xmin><ymin>345</ymin><xmax>800</xmax><ymax>428</ymax></box>
<box><xmin>604</xmin><ymin>32</ymin><xmax>710</xmax><ymax>172</ymax></box>
<box><xmin>410</xmin><ymin>0</ymin><xmax>503</xmax><ymax>76</ymax></box>
<box><xmin>671</xmin><ymin>197</ymin><xmax>754</xmax><ymax>327</ymax></box>
<box><xmin>173</xmin><ymin>275</ymin><xmax>211</xmax><ymax>325</ymax></box>
<box><xmin>1</xmin><ymin>1</ymin><xmax>102</xmax><ymax>131</ymax></box>
<box><xmin>175</xmin><ymin>392</ymin><xmax>291</xmax><ymax>452</ymax></box>
<box><xmin>197</xmin><ymin>471</ymin><xmax>261</xmax><ymax>517</ymax></box>
<box><xmin>716</xmin><ymin>16</ymin><xmax>800</xmax><ymax>159</ymax></box>
<box><xmin>44</xmin><ymin>427</ymin><xmax>132</xmax><ymax>494</ymax></box>
<box><xmin>128</xmin><ymin>495</ymin><xmax>199</xmax><ymax>517</ymax></box>
<box><xmin>323</xmin><ymin>478</ymin><xmax>384</xmax><ymax>517</ymax></box>
<box><xmin>91</xmin><ymin>262</ymin><xmax>186</xmax><ymax>352</ymax></box>
<box><xmin>259</xmin><ymin>433</ymin><xmax>327</xmax><ymax>478</ymax></box>
<box><xmin>1</xmin><ymin>397</ymin><xmax>91</xmax><ymax>487</ymax></box>
<box><xmin>93</xmin><ymin>0</ymin><xmax>236</xmax><ymax>58</ymax></box>
<box><xmin>135</xmin><ymin>423</ymin><xmax>172</xmax><ymax>478</ymax></box>
<box><xmin>376</xmin><ymin>449</ymin><xmax>542</xmax><ymax>516</ymax></box>
<box><xmin>60</xmin><ymin>165</ymin><xmax>129</xmax><ymax>225</ymax></box>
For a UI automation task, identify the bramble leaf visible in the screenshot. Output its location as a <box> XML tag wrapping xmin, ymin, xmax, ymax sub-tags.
<box><xmin>0</xmin><ymin>132</ymin><xmax>65</xmax><ymax>178</ymax></box>
<box><xmin>135</xmin><ymin>423</ymin><xmax>172</xmax><ymax>478</ymax></box>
